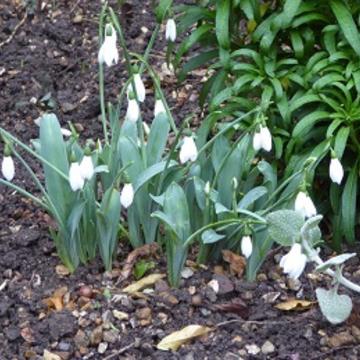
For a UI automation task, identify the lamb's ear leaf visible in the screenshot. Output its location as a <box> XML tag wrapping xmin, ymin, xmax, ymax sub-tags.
<box><xmin>316</xmin><ymin>287</ymin><xmax>352</xmax><ymax>324</ymax></box>
<box><xmin>266</xmin><ymin>210</ymin><xmax>304</xmax><ymax>246</ymax></box>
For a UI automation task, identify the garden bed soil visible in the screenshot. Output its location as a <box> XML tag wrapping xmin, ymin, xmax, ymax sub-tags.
<box><xmin>1</xmin><ymin>1</ymin><xmax>360</xmax><ymax>359</ymax></box>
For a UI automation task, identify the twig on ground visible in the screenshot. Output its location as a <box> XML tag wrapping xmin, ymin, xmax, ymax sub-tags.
<box><xmin>102</xmin><ymin>342</ymin><xmax>137</xmax><ymax>360</ymax></box>
<box><xmin>0</xmin><ymin>11</ymin><xmax>28</xmax><ymax>49</ymax></box>
<box><xmin>215</xmin><ymin>318</ymin><xmax>289</xmax><ymax>328</ymax></box>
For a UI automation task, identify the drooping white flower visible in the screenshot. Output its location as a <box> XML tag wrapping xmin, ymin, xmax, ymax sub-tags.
<box><xmin>280</xmin><ymin>243</ymin><xmax>307</xmax><ymax>280</ymax></box>
<box><xmin>98</xmin><ymin>23</ymin><xmax>119</xmax><ymax>67</ymax></box>
<box><xmin>241</xmin><ymin>235</ymin><xmax>253</xmax><ymax>259</ymax></box>
<box><xmin>79</xmin><ymin>155</ymin><xmax>94</xmax><ymax>181</ymax></box>
<box><xmin>253</xmin><ymin>125</ymin><xmax>272</xmax><ymax>152</ymax></box>
<box><xmin>295</xmin><ymin>191</ymin><xmax>317</xmax><ymax>218</ymax></box>
<box><xmin>154</xmin><ymin>99</ymin><xmax>166</xmax><ymax>117</ymax></box>
<box><xmin>127</xmin><ymin>73</ymin><xmax>146</xmax><ymax>103</ymax></box>
<box><xmin>179</xmin><ymin>136</ymin><xmax>198</xmax><ymax>164</ymax></box>
<box><xmin>61</xmin><ymin>128</ymin><xmax>72</xmax><ymax>137</ymax></box>
<box><xmin>1</xmin><ymin>156</ymin><xmax>15</xmax><ymax>181</ymax></box>
<box><xmin>329</xmin><ymin>157</ymin><xmax>344</xmax><ymax>185</ymax></box>
<box><xmin>125</xmin><ymin>98</ymin><xmax>140</xmax><ymax>123</ymax></box>
<box><xmin>165</xmin><ymin>18</ymin><xmax>177</xmax><ymax>42</ymax></box>
<box><xmin>120</xmin><ymin>183</ymin><xmax>134</xmax><ymax>209</ymax></box>
<box><xmin>69</xmin><ymin>162</ymin><xmax>84</xmax><ymax>191</ymax></box>
<box><xmin>143</xmin><ymin>121</ymin><xmax>151</xmax><ymax>136</ymax></box>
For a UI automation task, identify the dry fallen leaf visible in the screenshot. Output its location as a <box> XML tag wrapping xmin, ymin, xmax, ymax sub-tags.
<box><xmin>122</xmin><ymin>273</ymin><xmax>166</xmax><ymax>294</ymax></box>
<box><xmin>55</xmin><ymin>265</ymin><xmax>70</xmax><ymax>276</ymax></box>
<box><xmin>20</xmin><ymin>327</ymin><xmax>35</xmax><ymax>343</ymax></box>
<box><xmin>157</xmin><ymin>325</ymin><xmax>213</xmax><ymax>351</ymax></box>
<box><xmin>43</xmin><ymin>286</ymin><xmax>68</xmax><ymax>311</ymax></box>
<box><xmin>222</xmin><ymin>250</ymin><xmax>246</xmax><ymax>277</ymax></box>
<box><xmin>43</xmin><ymin>349</ymin><xmax>61</xmax><ymax>360</ymax></box>
<box><xmin>275</xmin><ymin>298</ymin><xmax>315</xmax><ymax>311</ymax></box>
<box><xmin>119</xmin><ymin>243</ymin><xmax>159</xmax><ymax>281</ymax></box>
<box><xmin>214</xmin><ymin>298</ymin><xmax>249</xmax><ymax>319</ymax></box>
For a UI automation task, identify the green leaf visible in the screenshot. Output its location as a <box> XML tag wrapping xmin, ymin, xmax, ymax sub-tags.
<box><xmin>316</xmin><ymin>288</ymin><xmax>352</xmax><ymax>324</ymax></box>
<box><xmin>134</xmin><ymin>260</ymin><xmax>155</xmax><ymax>280</ymax></box>
<box><xmin>237</xmin><ymin>186</ymin><xmax>268</xmax><ymax>210</ymax></box>
<box><xmin>315</xmin><ymin>253</ymin><xmax>356</xmax><ymax>272</ymax></box>
<box><xmin>133</xmin><ymin>160</ymin><xmax>178</xmax><ymax>194</ymax></box>
<box><xmin>146</xmin><ymin>113</ymin><xmax>170</xmax><ymax>166</ymax></box>
<box><xmin>334</xmin><ymin>127</ymin><xmax>350</xmax><ymax>159</ymax></box>
<box><xmin>292</xmin><ymin>111</ymin><xmax>330</xmax><ymax>139</ymax></box>
<box><xmin>155</xmin><ymin>0</ymin><xmax>173</xmax><ymax>23</ymax></box>
<box><xmin>202</xmin><ymin>229</ymin><xmax>226</xmax><ymax>244</ymax></box>
<box><xmin>216</xmin><ymin>0</ymin><xmax>230</xmax><ymax>49</ymax></box>
<box><xmin>330</xmin><ymin>0</ymin><xmax>360</xmax><ymax>56</ymax></box>
<box><xmin>40</xmin><ymin>114</ymin><xmax>71</xmax><ymax>220</ymax></box>
<box><xmin>341</xmin><ymin>164</ymin><xmax>358</xmax><ymax>243</ymax></box>
<box><xmin>266</xmin><ymin>210</ymin><xmax>304</xmax><ymax>246</ymax></box>
<box><xmin>97</xmin><ymin>188</ymin><xmax>121</xmax><ymax>271</ymax></box>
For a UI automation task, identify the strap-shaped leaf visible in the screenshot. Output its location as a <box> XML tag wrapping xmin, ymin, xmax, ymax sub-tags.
<box><xmin>292</xmin><ymin>111</ymin><xmax>330</xmax><ymax>138</ymax></box>
<box><xmin>330</xmin><ymin>0</ymin><xmax>360</xmax><ymax>56</ymax></box>
<box><xmin>341</xmin><ymin>164</ymin><xmax>358</xmax><ymax>243</ymax></box>
<box><xmin>216</xmin><ymin>0</ymin><xmax>230</xmax><ymax>49</ymax></box>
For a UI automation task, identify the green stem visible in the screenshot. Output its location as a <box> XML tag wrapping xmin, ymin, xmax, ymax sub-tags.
<box><xmin>98</xmin><ymin>3</ymin><xmax>109</xmax><ymax>144</ymax></box>
<box><xmin>0</xmin><ymin>128</ymin><xmax>69</xmax><ymax>182</ymax></box>
<box><xmin>0</xmin><ymin>179</ymin><xmax>48</xmax><ymax>210</ymax></box>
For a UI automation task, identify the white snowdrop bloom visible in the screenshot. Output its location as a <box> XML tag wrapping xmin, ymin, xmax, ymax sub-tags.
<box><xmin>204</xmin><ymin>181</ymin><xmax>211</xmax><ymax>195</ymax></box>
<box><xmin>126</xmin><ymin>98</ymin><xmax>140</xmax><ymax>123</ymax></box>
<box><xmin>280</xmin><ymin>243</ymin><xmax>307</xmax><ymax>280</ymax></box>
<box><xmin>260</xmin><ymin>125</ymin><xmax>272</xmax><ymax>152</ymax></box>
<box><xmin>253</xmin><ymin>125</ymin><xmax>272</xmax><ymax>152</ymax></box>
<box><xmin>127</xmin><ymin>73</ymin><xmax>146</xmax><ymax>102</ymax></box>
<box><xmin>165</xmin><ymin>18</ymin><xmax>177</xmax><ymax>42</ymax></box>
<box><xmin>154</xmin><ymin>99</ymin><xmax>166</xmax><ymax>117</ymax></box>
<box><xmin>179</xmin><ymin>136</ymin><xmax>198</xmax><ymax>164</ymax></box>
<box><xmin>241</xmin><ymin>235</ymin><xmax>253</xmax><ymax>259</ymax></box>
<box><xmin>252</xmin><ymin>130</ymin><xmax>263</xmax><ymax>152</ymax></box>
<box><xmin>295</xmin><ymin>191</ymin><xmax>317</xmax><ymax>218</ymax></box>
<box><xmin>79</xmin><ymin>155</ymin><xmax>94</xmax><ymax>181</ymax></box>
<box><xmin>329</xmin><ymin>157</ymin><xmax>344</xmax><ymax>185</ymax></box>
<box><xmin>143</xmin><ymin>121</ymin><xmax>151</xmax><ymax>136</ymax></box>
<box><xmin>69</xmin><ymin>162</ymin><xmax>84</xmax><ymax>192</ymax></box>
<box><xmin>61</xmin><ymin>128</ymin><xmax>72</xmax><ymax>137</ymax></box>
<box><xmin>1</xmin><ymin>156</ymin><xmax>15</xmax><ymax>181</ymax></box>
<box><xmin>120</xmin><ymin>183</ymin><xmax>134</xmax><ymax>209</ymax></box>
<box><xmin>98</xmin><ymin>24</ymin><xmax>119</xmax><ymax>67</ymax></box>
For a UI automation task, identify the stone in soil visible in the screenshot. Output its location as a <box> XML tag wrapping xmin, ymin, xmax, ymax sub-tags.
<box><xmin>47</xmin><ymin>311</ymin><xmax>77</xmax><ymax>341</ymax></box>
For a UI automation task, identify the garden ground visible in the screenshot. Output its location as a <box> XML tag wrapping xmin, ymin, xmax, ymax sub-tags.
<box><xmin>1</xmin><ymin>1</ymin><xmax>360</xmax><ymax>359</ymax></box>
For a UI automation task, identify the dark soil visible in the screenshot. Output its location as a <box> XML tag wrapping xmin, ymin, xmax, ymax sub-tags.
<box><xmin>1</xmin><ymin>1</ymin><xmax>360</xmax><ymax>359</ymax></box>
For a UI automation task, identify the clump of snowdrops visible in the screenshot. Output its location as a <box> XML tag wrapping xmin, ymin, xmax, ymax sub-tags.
<box><xmin>1</xmin><ymin>0</ymin><xmax>360</xmax><ymax>324</ymax></box>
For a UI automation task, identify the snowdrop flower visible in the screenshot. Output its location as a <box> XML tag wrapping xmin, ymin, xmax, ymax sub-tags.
<box><xmin>120</xmin><ymin>183</ymin><xmax>134</xmax><ymax>209</ymax></box>
<box><xmin>69</xmin><ymin>162</ymin><xmax>84</xmax><ymax>191</ymax></box>
<box><xmin>280</xmin><ymin>243</ymin><xmax>307</xmax><ymax>280</ymax></box>
<box><xmin>61</xmin><ymin>128</ymin><xmax>72</xmax><ymax>137</ymax></box>
<box><xmin>126</xmin><ymin>93</ymin><xmax>140</xmax><ymax>123</ymax></box>
<box><xmin>79</xmin><ymin>155</ymin><xmax>94</xmax><ymax>181</ymax></box>
<box><xmin>143</xmin><ymin>121</ymin><xmax>151</xmax><ymax>136</ymax></box>
<box><xmin>165</xmin><ymin>18</ymin><xmax>177</xmax><ymax>42</ymax></box>
<box><xmin>154</xmin><ymin>99</ymin><xmax>166</xmax><ymax>117</ymax></box>
<box><xmin>252</xmin><ymin>125</ymin><xmax>272</xmax><ymax>152</ymax></box>
<box><xmin>1</xmin><ymin>156</ymin><xmax>15</xmax><ymax>182</ymax></box>
<box><xmin>179</xmin><ymin>136</ymin><xmax>198</xmax><ymax>164</ymax></box>
<box><xmin>329</xmin><ymin>157</ymin><xmax>344</xmax><ymax>185</ymax></box>
<box><xmin>241</xmin><ymin>235</ymin><xmax>253</xmax><ymax>259</ymax></box>
<box><xmin>98</xmin><ymin>23</ymin><xmax>119</xmax><ymax>67</ymax></box>
<box><xmin>127</xmin><ymin>73</ymin><xmax>146</xmax><ymax>103</ymax></box>
<box><xmin>295</xmin><ymin>191</ymin><xmax>317</xmax><ymax>218</ymax></box>
<box><xmin>204</xmin><ymin>181</ymin><xmax>211</xmax><ymax>195</ymax></box>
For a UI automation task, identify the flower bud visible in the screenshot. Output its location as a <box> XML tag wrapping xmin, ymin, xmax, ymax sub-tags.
<box><xmin>1</xmin><ymin>156</ymin><xmax>15</xmax><ymax>182</ymax></box>
<box><xmin>128</xmin><ymin>73</ymin><xmax>146</xmax><ymax>103</ymax></box>
<box><xmin>241</xmin><ymin>235</ymin><xmax>253</xmax><ymax>259</ymax></box>
<box><xmin>154</xmin><ymin>99</ymin><xmax>166</xmax><ymax>117</ymax></box>
<box><xmin>126</xmin><ymin>96</ymin><xmax>140</xmax><ymax>123</ymax></box>
<box><xmin>329</xmin><ymin>157</ymin><xmax>344</xmax><ymax>185</ymax></box>
<box><xmin>165</xmin><ymin>18</ymin><xmax>177</xmax><ymax>42</ymax></box>
<box><xmin>120</xmin><ymin>183</ymin><xmax>134</xmax><ymax>209</ymax></box>
<box><xmin>279</xmin><ymin>243</ymin><xmax>307</xmax><ymax>280</ymax></box>
<box><xmin>204</xmin><ymin>181</ymin><xmax>211</xmax><ymax>195</ymax></box>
